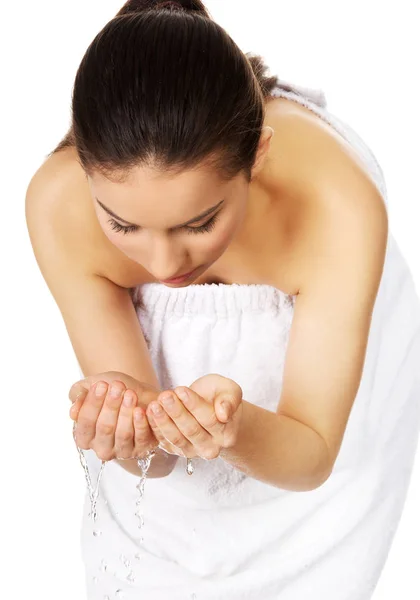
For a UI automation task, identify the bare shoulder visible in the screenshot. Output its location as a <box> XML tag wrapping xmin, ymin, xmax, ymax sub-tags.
<box><xmin>25</xmin><ymin>146</ymin><xmax>153</xmax><ymax>287</ymax></box>
<box><xmin>264</xmin><ymin>96</ymin><xmax>386</xmax><ymax>207</ymax></box>
<box><xmin>262</xmin><ymin>98</ymin><xmax>388</xmax><ymax>291</ymax></box>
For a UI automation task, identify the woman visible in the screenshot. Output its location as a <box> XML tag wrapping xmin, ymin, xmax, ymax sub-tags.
<box><xmin>25</xmin><ymin>1</ymin><xmax>420</xmax><ymax>599</ymax></box>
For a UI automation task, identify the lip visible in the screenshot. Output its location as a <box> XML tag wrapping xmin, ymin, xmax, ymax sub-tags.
<box><xmin>160</xmin><ymin>266</ymin><xmax>199</xmax><ymax>284</ymax></box>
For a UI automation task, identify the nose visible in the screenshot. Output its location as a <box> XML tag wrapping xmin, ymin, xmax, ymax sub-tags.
<box><xmin>147</xmin><ymin>236</ymin><xmax>186</xmax><ymax>280</ymax></box>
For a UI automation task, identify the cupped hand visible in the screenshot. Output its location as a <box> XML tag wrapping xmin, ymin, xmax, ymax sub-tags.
<box><xmin>68</xmin><ymin>371</ymin><xmax>160</xmax><ymax>462</ymax></box>
<box><xmin>147</xmin><ymin>374</ymin><xmax>243</xmax><ymax>460</ymax></box>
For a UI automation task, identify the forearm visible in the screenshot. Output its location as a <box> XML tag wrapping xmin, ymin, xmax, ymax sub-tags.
<box><xmin>114</xmin><ymin>448</ymin><xmax>178</xmax><ymax>478</ymax></box>
<box><xmin>219</xmin><ymin>400</ymin><xmax>332</xmax><ymax>492</ymax></box>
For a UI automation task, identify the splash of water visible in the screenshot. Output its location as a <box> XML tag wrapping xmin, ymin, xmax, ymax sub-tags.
<box><xmin>73</xmin><ymin>422</ymin><xmax>106</xmax><ymax>523</ymax></box>
<box><xmin>187</xmin><ymin>458</ymin><xmax>194</xmax><ymax>475</ymax></box>
<box><xmin>135</xmin><ymin>450</ymin><xmax>157</xmax><ymax>532</ymax></box>
<box><xmin>73</xmin><ymin>425</ymin><xmax>199</xmax><ymax>596</ymax></box>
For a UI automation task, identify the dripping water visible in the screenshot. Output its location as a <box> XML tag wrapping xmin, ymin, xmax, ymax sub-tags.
<box><xmin>72</xmin><ymin>421</ymin><xmax>106</xmax><ymax>523</ymax></box>
<box><xmin>73</xmin><ymin>423</ymin><xmax>199</xmax><ymax>597</ymax></box>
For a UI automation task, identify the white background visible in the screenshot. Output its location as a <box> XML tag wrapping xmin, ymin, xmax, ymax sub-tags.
<box><xmin>1</xmin><ymin>1</ymin><xmax>419</xmax><ymax>598</ymax></box>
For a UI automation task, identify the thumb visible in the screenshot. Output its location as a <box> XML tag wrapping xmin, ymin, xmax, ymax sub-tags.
<box><xmin>215</xmin><ymin>395</ymin><xmax>234</xmax><ymax>422</ymax></box>
<box><xmin>68</xmin><ymin>381</ymin><xmax>89</xmax><ymax>404</ymax></box>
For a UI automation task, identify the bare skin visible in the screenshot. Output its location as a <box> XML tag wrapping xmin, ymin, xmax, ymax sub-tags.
<box><xmin>47</xmin><ymin>96</ymin><xmax>381</xmax><ymax>293</ymax></box>
<box><xmin>29</xmin><ymin>95</ymin><xmax>387</xmax><ymax>474</ymax></box>
<box><xmin>62</xmin><ymin>99</ymin><xmax>305</xmax><ymax>463</ymax></box>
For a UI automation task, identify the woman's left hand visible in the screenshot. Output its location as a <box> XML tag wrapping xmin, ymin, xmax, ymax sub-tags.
<box><xmin>147</xmin><ymin>374</ymin><xmax>243</xmax><ymax>460</ymax></box>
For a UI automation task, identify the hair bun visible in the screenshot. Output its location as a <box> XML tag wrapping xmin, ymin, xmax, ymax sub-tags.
<box><xmin>116</xmin><ymin>0</ymin><xmax>210</xmax><ymax>18</ymax></box>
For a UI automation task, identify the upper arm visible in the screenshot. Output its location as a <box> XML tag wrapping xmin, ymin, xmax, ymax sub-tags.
<box><xmin>25</xmin><ymin>163</ymin><xmax>160</xmax><ymax>386</ymax></box>
<box><xmin>276</xmin><ymin>118</ymin><xmax>389</xmax><ymax>473</ymax></box>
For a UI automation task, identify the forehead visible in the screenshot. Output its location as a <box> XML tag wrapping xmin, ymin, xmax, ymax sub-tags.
<box><xmin>88</xmin><ymin>164</ymin><xmax>235</xmax><ymax>228</ymax></box>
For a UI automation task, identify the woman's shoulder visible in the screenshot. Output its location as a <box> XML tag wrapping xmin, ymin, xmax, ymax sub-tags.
<box><xmin>263</xmin><ymin>96</ymin><xmax>383</xmax><ymax>197</ymax></box>
<box><xmin>260</xmin><ymin>98</ymin><xmax>388</xmax><ymax>290</ymax></box>
<box><xmin>26</xmin><ymin>147</ymin><xmax>153</xmax><ymax>287</ymax></box>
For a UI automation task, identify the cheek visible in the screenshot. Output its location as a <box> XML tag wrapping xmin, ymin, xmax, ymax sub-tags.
<box><xmin>103</xmin><ymin>228</ymin><xmax>124</xmax><ymax>248</ymax></box>
<box><xmin>201</xmin><ymin>220</ymin><xmax>237</xmax><ymax>254</ymax></box>
<box><xmin>101</xmin><ymin>227</ymin><xmax>137</xmax><ymax>258</ymax></box>
<box><xmin>219</xmin><ymin>215</ymin><xmax>242</xmax><ymax>242</ymax></box>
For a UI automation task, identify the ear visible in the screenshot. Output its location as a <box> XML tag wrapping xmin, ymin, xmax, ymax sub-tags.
<box><xmin>250</xmin><ymin>126</ymin><xmax>275</xmax><ymax>179</ymax></box>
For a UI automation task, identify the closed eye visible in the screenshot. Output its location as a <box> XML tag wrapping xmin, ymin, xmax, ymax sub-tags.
<box><xmin>107</xmin><ymin>211</ymin><xmax>220</xmax><ymax>236</ymax></box>
<box><xmin>185</xmin><ymin>213</ymin><xmax>220</xmax><ymax>234</ymax></box>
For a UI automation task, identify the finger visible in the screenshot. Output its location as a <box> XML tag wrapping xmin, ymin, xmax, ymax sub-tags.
<box><xmin>114</xmin><ymin>389</ymin><xmax>136</xmax><ymax>459</ymax></box>
<box><xmin>214</xmin><ymin>395</ymin><xmax>234</xmax><ymax>422</ymax></box>
<box><xmin>189</xmin><ymin>375</ymin><xmax>243</xmax><ymax>419</ymax></box>
<box><xmin>157</xmin><ymin>391</ymin><xmax>213</xmax><ymax>457</ymax></box>
<box><xmin>174</xmin><ymin>387</ymin><xmax>222</xmax><ymax>436</ymax></box>
<box><xmin>69</xmin><ymin>381</ymin><xmax>88</xmax><ymax>404</ymax></box>
<box><xmin>69</xmin><ymin>393</ymin><xmax>87</xmax><ymax>421</ymax></box>
<box><xmin>145</xmin><ymin>409</ymin><xmax>179</xmax><ymax>455</ymax></box>
<box><xmin>147</xmin><ymin>397</ymin><xmax>196</xmax><ymax>457</ymax></box>
<box><xmin>144</xmin><ymin>408</ymin><xmax>165</xmax><ymax>446</ymax></box>
<box><xmin>133</xmin><ymin>406</ymin><xmax>157</xmax><ymax>457</ymax></box>
<box><xmin>74</xmin><ymin>382</ymin><xmax>108</xmax><ymax>449</ymax></box>
<box><xmin>95</xmin><ymin>380</ymin><xmax>126</xmax><ymax>461</ymax></box>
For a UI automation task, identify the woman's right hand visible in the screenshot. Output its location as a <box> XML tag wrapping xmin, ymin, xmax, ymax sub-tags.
<box><xmin>68</xmin><ymin>372</ymin><xmax>160</xmax><ymax>462</ymax></box>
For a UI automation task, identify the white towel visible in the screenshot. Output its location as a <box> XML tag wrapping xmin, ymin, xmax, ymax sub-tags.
<box><xmin>78</xmin><ymin>82</ymin><xmax>420</xmax><ymax>600</ymax></box>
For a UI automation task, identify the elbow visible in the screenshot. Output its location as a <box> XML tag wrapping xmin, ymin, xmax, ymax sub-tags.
<box><xmin>305</xmin><ymin>437</ymin><xmax>334</xmax><ymax>491</ymax></box>
<box><xmin>310</xmin><ymin>466</ymin><xmax>332</xmax><ymax>490</ymax></box>
<box><xmin>311</xmin><ymin>447</ymin><xmax>333</xmax><ymax>490</ymax></box>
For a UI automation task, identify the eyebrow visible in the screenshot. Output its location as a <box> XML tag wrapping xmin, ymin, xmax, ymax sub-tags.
<box><xmin>95</xmin><ymin>198</ymin><xmax>225</xmax><ymax>229</ymax></box>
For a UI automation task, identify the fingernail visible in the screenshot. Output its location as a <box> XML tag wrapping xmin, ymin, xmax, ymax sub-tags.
<box><xmin>73</xmin><ymin>391</ymin><xmax>82</xmax><ymax>403</ymax></box>
<box><xmin>95</xmin><ymin>382</ymin><xmax>107</xmax><ymax>397</ymax></box>
<box><xmin>177</xmin><ymin>388</ymin><xmax>189</xmax><ymax>403</ymax></box>
<box><xmin>123</xmin><ymin>391</ymin><xmax>134</xmax><ymax>407</ymax></box>
<box><xmin>160</xmin><ymin>393</ymin><xmax>174</xmax><ymax>407</ymax></box>
<box><xmin>220</xmin><ymin>401</ymin><xmax>230</xmax><ymax>419</ymax></box>
<box><xmin>110</xmin><ymin>383</ymin><xmax>122</xmax><ymax>398</ymax></box>
<box><xmin>152</xmin><ymin>403</ymin><xmax>163</xmax><ymax>415</ymax></box>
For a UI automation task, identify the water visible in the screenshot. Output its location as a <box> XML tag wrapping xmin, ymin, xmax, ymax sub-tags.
<box><xmin>119</xmin><ymin>554</ymin><xmax>131</xmax><ymax>569</ymax></box>
<box><xmin>73</xmin><ymin>425</ymin><xmax>198</xmax><ymax>597</ymax></box>
<box><xmin>135</xmin><ymin>450</ymin><xmax>157</xmax><ymax>532</ymax></box>
<box><xmin>72</xmin><ymin>422</ymin><xmax>106</xmax><ymax>523</ymax></box>
<box><xmin>100</xmin><ymin>559</ymin><xmax>108</xmax><ymax>573</ymax></box>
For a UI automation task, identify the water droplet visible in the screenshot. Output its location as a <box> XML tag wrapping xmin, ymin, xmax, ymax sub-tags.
<box><xmin>104</xmin><ymin>596</ymin><xmax>111</xmax><ymax>600</ymax></box>
<box><xmin>134</xmin><ymin>552</ymin><xmax>142</xmax><ymax>560</ymax></box>
<box><xmin>119</xmin><ymin>554</ymin><xmax>131</xmax><ymax>568</ymax></box>
<box><xmin>186</xmin><ymin>458</ymin><xmax>194</xmax><ymax>475</ymax></box>
<box><xmin>92</xmin><ymin>577</ymin><xmax>99</xmax><ymax>585</ymax></box>
<box><xmin>190</xmin><ymin>594</ymin><xmax>197</xmax><ymax>599</ymax></box>
<box><xmin>100</xmin><ymin>559</ymin><xmax>108</xmax><ymax>572</ymax></box>
<box><xmin>126</xmin><ymin>570</ymin><xmax>135</xmax><ymax>583</ymax></box>
<box><xmin>115</xmin><ymin>591</ymin><xmax>125</xmax><ymax>599</ymax></box>
<box><xmin>93</xmin><ymin>530</ymin><xmax>102</xmax><ymax>537</ymax></box>
<box><xmin>192</xmin><ymin>528</ymin><xmax>196</xmax><ymax>536</ymax></box>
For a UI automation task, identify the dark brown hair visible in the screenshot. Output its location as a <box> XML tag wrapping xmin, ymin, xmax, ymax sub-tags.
<box><xmin>48</xmin><ymin>0</ymin><xmax>282</xmax><ymax>182</ymax></box>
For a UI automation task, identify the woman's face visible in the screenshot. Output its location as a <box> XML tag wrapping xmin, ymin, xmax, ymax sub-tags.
<box><xmin>88</xmin><ymin>164</ymin><xmax>250</xmax><ymax>286</ymax></box>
